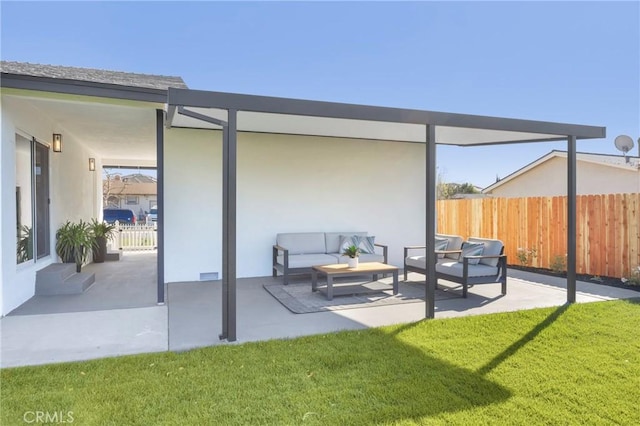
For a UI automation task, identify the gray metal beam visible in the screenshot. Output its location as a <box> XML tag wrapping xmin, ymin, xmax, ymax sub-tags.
<box><xmin>156</xmin><ymin>109</ymin><xmax>165</xmax><ymax>304</ymax></box>
<box><xmin>425</xmin><ymin>125</ymin><xmax>437</xmax><ymax>319</ymax></box>
<box><xmin>177</xmin><ymin>106</ymin><xmax>227</xmax><ymax>128</ymax></box>
<box><xmin>167</xmin><ymin>88</ymin><xmax>605</xmax><ymax>140</ymax></box>
<box><xmin>567</xmin><ymin>135</ymin><xmax>577</xmax><ymax>302</ymax></box>
<box><xmin>220</xmin><ymin>109</ymin><xmax>237</xmax><ymax>342</ymax></box>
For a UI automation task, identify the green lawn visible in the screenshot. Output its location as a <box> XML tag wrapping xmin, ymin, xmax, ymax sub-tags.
<box><xmin>2</xmin><ymin>299</ymin><xmax>639</xmax><ymax>425</ymax></box>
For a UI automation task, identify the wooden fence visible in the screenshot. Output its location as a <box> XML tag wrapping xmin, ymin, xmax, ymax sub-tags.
<box><xmin>436</xmin><ymin>193</ymin><xmax>639</xmax><ymax>279</ymax></box>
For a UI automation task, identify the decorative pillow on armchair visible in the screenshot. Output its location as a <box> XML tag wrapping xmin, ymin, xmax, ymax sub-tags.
<box><xmin>458</xmin><ymin>242</ymin><xmax>484</xmax><ymax>265</ymax></box>
<box><xmin>434</xmin><ymin>237</ymin><xmax>449</xmax><ymax>258</ymax></box>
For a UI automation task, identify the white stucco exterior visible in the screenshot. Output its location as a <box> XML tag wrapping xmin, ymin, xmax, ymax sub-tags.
<box><xmin>484</xmin><ymin>155</ymin><xmax>640</xmax><ymax>197</ymax></box>
<box><xmin>1</xmin><ymin>95</ymin><xmax>101</xmax><ymax>315</ymax></box>
<box><xmin>164</xmin><ymin>129</ymin><xmax>426</xmax><ymax>282</ymax></box>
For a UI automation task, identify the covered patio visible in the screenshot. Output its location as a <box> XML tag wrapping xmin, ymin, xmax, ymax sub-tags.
<box><xmin>165</xmin><ymin>88</ymin><xmax>606</xmax><ymax>341</ymax></box>
<box><xmin>2</xmin><ymin>264</ymin><xmax>637</xmax><ymax>367</ymax></box>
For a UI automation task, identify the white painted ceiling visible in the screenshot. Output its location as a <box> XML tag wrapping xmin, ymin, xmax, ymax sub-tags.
<box><xmin>6</xmin><ymin>93</ymin><xmax>158</xmax><ymax>165</ymax></box>
<box><xmin>170</xmin><ymin>106</ymin><xmax>566</xmax><ymax>146</ymax></box>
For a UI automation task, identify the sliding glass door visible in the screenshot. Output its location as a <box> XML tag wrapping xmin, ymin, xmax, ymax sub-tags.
<box><xmin>16</xmin><ymin>134</ymin><xmax>50</xmax><ymax>264</ymax></box>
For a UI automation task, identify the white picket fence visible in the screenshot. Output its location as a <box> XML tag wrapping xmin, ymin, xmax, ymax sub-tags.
<box><xmin>108</xmin><ymin>223</ymin><xmax>158</xmax><ymax>251</ymax></box>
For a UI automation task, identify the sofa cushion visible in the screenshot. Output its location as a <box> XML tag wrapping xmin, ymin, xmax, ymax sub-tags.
<box><xmin>468</xmin><ymin>237</ymin><xmax>503</xmax><ymax>267</ymax></box>
<box><xmin>277</xmin><ymin>233</ymin><xmax>326</xmax><ymax>255</ymax></box>
<box><xmin>458</xmin><ymin>242</ymin><xmax>484</xmax><ymax>265</ymax></box>
<box><xmin>325</xmin><ymin>232</ymin><xmax>367</xmax><ymax>253</ymax></box>
<box><xmin>436</xmin><ymin>233</ymin><xmax>464</xmax><ymax>260</ymax></box>
<box><xmin>436</xmin><ymin>261</ymin><xmax>498</xmax><ymax>278</ymax></box>
<box><xmin>276</xmin><ymin>253</ymin><xmax>338</xmax><ymax>269</ymax></box>
<box><xmin>406</xmin><ymin>255</ymin><xmax>427</xmax><ymax>269</ymax></box>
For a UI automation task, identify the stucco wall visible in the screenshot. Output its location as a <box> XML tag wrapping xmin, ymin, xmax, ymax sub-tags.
<box><xmin>164</xmin><ymin>129</ymin><xmax>426</xmax><ymax>282</ymax></box>
<box><xmin>1</xmin><ymin>95</ymin><xmax>98</xmax><ymax>315</ymax></box>
<box><xmin>487</xmin><ymin>156</ymin><xmax>640</xmax><ymax>197</ymax></box>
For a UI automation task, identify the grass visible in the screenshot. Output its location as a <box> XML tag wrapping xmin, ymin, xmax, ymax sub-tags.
<box><xmin>2</xmin><ymin>299</ymin><xmax>639</xmax><ymax>425</ymax></box>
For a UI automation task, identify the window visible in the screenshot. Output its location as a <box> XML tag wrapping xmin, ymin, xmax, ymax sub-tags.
<box><xmin>125</xmin><ymin>195</ymin><xmax>139</xmax><ymax>205</ymax></box>
<box><xmin>16</xmin><ymin>134</ymin><xmax>50</xmax><ymax>264</ymax></box>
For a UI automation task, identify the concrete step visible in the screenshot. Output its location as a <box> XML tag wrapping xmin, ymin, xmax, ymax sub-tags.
<box><xmin>105</xmin><ymin>251</ymin><xmax>121</xmax><ymax>261</ymax></box>
<box><xmin>35</xmin><ymin>265</ymin><xmax>95</xmax><ymax>296</ymax></box>
<box><xmin>36</xmin><ymin>263</ymin><xmax>76</xmax><ymax>282</ymax></box>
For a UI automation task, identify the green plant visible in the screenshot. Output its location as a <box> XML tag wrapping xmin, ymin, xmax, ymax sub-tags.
<box><xmin>88</xmin><ymin>218</ymin><xmax>116</xmax><ymax>240</ymax></box>
<box><xmin>16</xmin><ymin>225</ymin><xmax>33</xmax><ymax>263</ymax></box>
<box><xmin>621</xmin><ymin>267</ymin><xmax>640</xmax><ymax>286</ymax></box>
<box><xmin>88</xmin><ymin>219</ymin><xmax>117</xmax><ymax>263</ymax></box>
<box><xmin>342</xmin><ymin>244</ymin><xmax>360</xmax><ymax>258</ymax></box>
<box><xmin>55</xmin><ymin>220</ymin><xmax>97</xmax><ymax>272</ymax></box>
<box><xmin>550</xmin><ymin>254</ymin><xmax>567</xmax><ymax>273</ymax></box>
<box><xmin>516</xmin><ymin>247</ymin><xmax>537</xmax><ymax>266</ymax></box>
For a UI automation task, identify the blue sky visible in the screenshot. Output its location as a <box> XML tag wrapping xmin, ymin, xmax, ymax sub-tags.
<box><xmin>2</xmin><ymin>1</ymin><xmax>638</xmax><ymax>187</ymax></box>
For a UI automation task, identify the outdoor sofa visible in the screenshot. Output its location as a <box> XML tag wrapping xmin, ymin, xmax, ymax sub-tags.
<box><xmin>404</xmin><ymin>235</ymin><xmax>507</xmax><ymax>298</ymax></box>
<box><xmin>272</xmin><ymin>232</ymin><xmax>388</xmax><ymax>285</ymax></box>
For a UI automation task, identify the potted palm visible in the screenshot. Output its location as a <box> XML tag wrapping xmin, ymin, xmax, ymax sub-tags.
<box><xmin>56</xmin><ymin>220</ymin><xmax>96</xmax><ymax>272</ymax></box>
<box><xmin>17</xmin><ymin>225</ymin><xmax>33</xmax><ymax>263</ymax></box>
<box><xmin>343</xmin><ymin>244</ymin><xmax>361</xmax><ymax>268</ymax></box>
<box><xmin>89</xmin><ymin>219</ymin><xmax>116</xmax><ymax>263</ymax></box>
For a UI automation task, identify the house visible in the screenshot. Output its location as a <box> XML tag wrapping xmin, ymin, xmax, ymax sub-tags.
<box><xmin>482</xmin><ymin>150</ymin><xmax>640</xmax><ymax>197</ymax></box>
<box><xmin>103</xmin><ymin>173</ymin><xmax>157</xmax><ymax>218</ymax></box>
<box><xmin>0</xmin><ymin>60</ymin><xmax>606</xmax><ymax>340</ymax></box>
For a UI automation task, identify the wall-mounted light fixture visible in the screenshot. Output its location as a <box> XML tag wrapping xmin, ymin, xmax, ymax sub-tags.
<box><xmin>89</xmin><ymin>158</ymin><xmax>96</xmax><ymax>172</ymax></box>
<box><xmin>52</xmin><ymin>133</ymin><xmax>63</xmax><ymax>152</ymax></box>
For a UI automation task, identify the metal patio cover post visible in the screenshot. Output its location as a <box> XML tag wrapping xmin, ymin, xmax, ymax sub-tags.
<box><xmin>165</xmin><ymin>87</ymin><xmax>605</xmax><ymax>341</ymax></box>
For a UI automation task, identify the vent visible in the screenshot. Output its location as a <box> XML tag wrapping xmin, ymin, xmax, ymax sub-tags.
<box><xmin>199</xmin><ymin>272</ymin><xmax>219</xmax><ymax>281</ymax></box>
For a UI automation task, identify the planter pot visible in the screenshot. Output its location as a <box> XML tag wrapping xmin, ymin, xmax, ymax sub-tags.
<box><xmin>93</xmin><ymin>236</ymin><xmax>107</xmax><ymax>263</ymax></box>
<box><xmin>347</xmin><ymin>257</ymin><xmax>359</xmax><ymax>268</ymax></box>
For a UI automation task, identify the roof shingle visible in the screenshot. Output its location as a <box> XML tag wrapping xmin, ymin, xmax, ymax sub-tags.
<box><xmin>0</xmin><ymin>61</ymin><xmax>188</xmax><ymax>90</ymax></box>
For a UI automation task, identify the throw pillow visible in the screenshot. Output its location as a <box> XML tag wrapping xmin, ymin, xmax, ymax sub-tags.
<box><xmin>357</xmin><ymin>236</ymin><xmax>376</xmax><ymax>254</ymax></box>
<box><xmin>434</xmin><ymin>237</ymin><xmax>449</xmax><ymax>258</ymax></box>
<box><xmin>458</xmin><ymin>242</ymin><xmax>484</xmax><ymax>265</ymax></box>
<box><xmin>338</xmin><ymin>235</ymin><xmax>358</xmax><ymax>254</ymax></box>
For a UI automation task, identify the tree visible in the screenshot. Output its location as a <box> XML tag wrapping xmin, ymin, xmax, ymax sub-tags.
<box><xmin>102</xmin><ymin>168</ymin><xmax>129</xmax><ymax>207</ymax></box>
<box><xmin>437</xmin><ymin>172</ymin><xmax>479</xmax><ymax>199</ymax></box>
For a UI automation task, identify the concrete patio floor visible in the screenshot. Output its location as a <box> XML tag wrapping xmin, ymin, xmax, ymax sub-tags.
<box><xmin>2</xmin><ymin>252</ymin><xmax>638</xmax><ymax>368</ymax></box>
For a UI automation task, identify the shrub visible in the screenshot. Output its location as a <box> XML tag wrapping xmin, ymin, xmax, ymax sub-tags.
<box><xmin>550</xmin><ymin>254</ymin><xmax>567</xmax><ymax>273</ymax></box>
<box><xmin>516</xmin><ymin>247</ymin><xmax>537</xmax><ymax>266</ymax></box>
<box><xmin>621</xmin><ymin>267</ymin><xmax>640</xmax><ymax>286</ymax></box>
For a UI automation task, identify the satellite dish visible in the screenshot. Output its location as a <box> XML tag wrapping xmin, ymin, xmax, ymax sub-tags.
<box><xmin>614</xmin><ymin>135</ymin><xmax>634</xmax><ymax>154</ymax></box>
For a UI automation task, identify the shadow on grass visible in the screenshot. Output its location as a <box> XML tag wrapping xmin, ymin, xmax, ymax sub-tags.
<box><xmin>477</xmin><ymin>304</ymin><xmax>569</xmax><ymax>376</ymax></box>
<box><xmin>187</xmin><ymin>327</ymin><xmax>513</xmax><ymax>425</ymax></box>
<box><xmin>0</xmin><ymin>324</ymin><xmax>513</xmax><ymax>426</ymax></box>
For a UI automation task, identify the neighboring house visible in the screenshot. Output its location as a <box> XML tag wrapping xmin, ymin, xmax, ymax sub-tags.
<box><xmin>483</xmin><ymin>150</ymin><xmax>640</xmax><ymax>197</ymax></box>
<box><xmin>104</xmin><ymin>173</ymin><xmax>157</xmax><ymax>218</ymax></box>
<box><xmin>0</xmin><ymin>60</ymin><xmax>605</xmax><ymax>336</ymax></box>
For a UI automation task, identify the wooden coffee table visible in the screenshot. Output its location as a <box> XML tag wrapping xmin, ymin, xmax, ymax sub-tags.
<box><xmin>311</xmin><ymin>262</ymin><xmax>399</xmax><ymax>300</ymax></box>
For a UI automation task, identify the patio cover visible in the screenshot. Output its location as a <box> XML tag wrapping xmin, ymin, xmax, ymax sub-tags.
<box><xmin>166</xmin><ymin>87</ymin><xmax>606</xmax><ymax>342</ymax></box>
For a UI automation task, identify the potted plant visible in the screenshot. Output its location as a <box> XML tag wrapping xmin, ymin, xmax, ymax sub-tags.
<box><xmin>55</xmin><ymin>220</ymin><xmax>96</xmax><ymax>272</ymax></box>
<box><xmin>89</xmin><ymin>219</ymin><xmax>116</xmax><ymax>263</ymax></box>
<box><xmin>16</xmin><ymin>225</ymin><xmax>33</xmax><ymax>263</ymax></box>
<box><xmin>343</xmin><ymin>244</ymin><xmax>360</xmax><ymax>268</ymax></box>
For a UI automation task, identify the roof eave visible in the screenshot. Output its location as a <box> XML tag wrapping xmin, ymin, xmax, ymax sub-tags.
<box><xmin>1</xmin><ymin>72</ymin><xmax>169</xmax><ymax>103</ymax></box>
